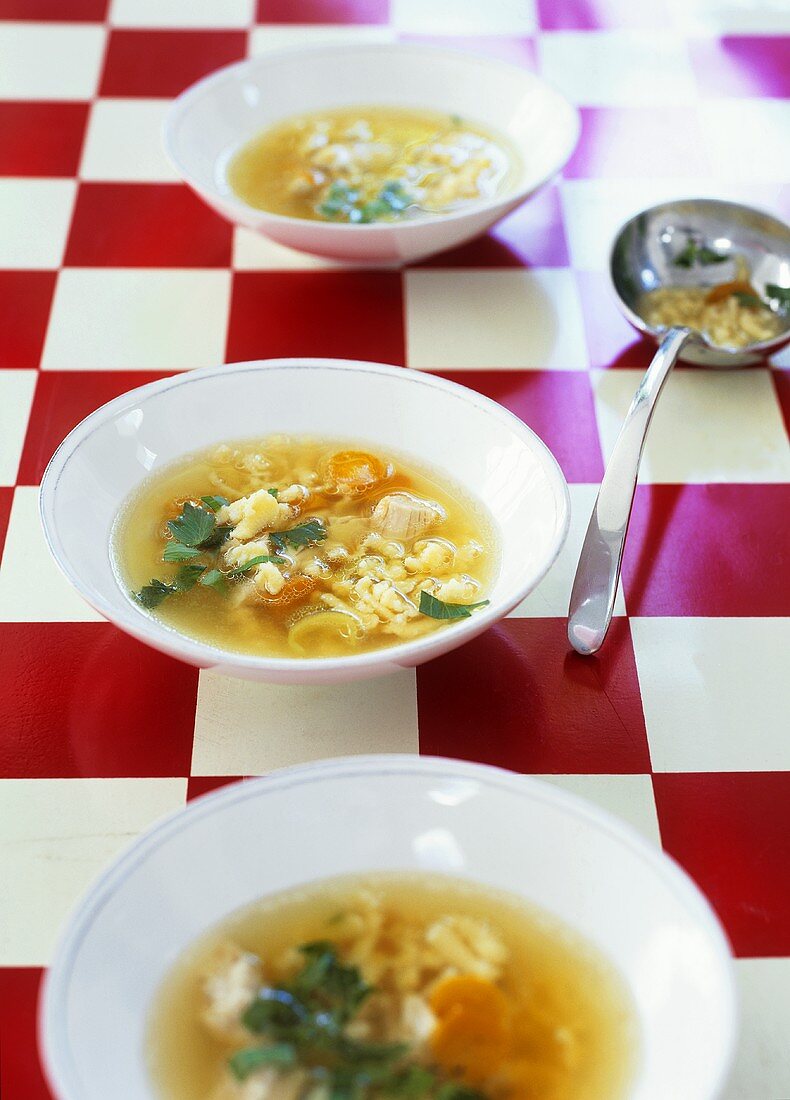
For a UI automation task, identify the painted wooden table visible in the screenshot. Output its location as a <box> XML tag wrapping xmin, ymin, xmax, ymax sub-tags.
<box><xmin>1</xmin><ymin>1</ymin><xmax>789</xmax><ymax>1096</ymax></box>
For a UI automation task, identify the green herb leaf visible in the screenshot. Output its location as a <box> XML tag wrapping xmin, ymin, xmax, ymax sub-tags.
<box><xmin>267</xmin><ymin>487</ymin><xmax>279</xmax><ymax>498</ymax></box>
<box><xmin>450</xmin><ymin>113</ymin><xmax>463</xmax><ymax>127</ymax></box>
<box><xmin>419</xmin><ymin>591</ymin><xmax>490</xmax><ymax>620</ymax></box>
<box><xmin>733</xmin><ymin>291</ymin><xmax>762</xmax><ymax>308</ymax></box>
<box><xmin>435</xmin><ymin>1087</ymin><xmax>487</xmax><ymax>1100</ymax></box>
<box><xmin>162</xmin><ymin>541</ymin><xmax>202</xmax><ymax>562</ymax></box>
<box><xmin>134</xmin><ymin>578</ymin><xmax>175</xmax><ymax>608</ymax></box>
<box><xmin>229</xmin><ymin>1043</ymin><xmax>298</xmax><ymax>1081</ymax></box>
<box><xmin>200</xmin><ymin>524</ymin><xmax>233</xmax><ymax>549</ymax></box>
<box><xmin>673</xmin><ymin>238</ymin><xmax>728</xmax><ymax>268</ymax></box>
<box><xmin>227</xmin><ymin>554</ymin><xmax>286</xmax><ymax>578</ymax></box>
<box><xmin>766</xmin><ymin>283</ymin><xmax>790</xmax><ymax>312</ymax></box>
<box><xmin>200</xmin><ymin>494</ymin><xmax>229</xmax><ymax>513</ymax></box>
<box><xmin>173</xmin><ymin>563</ymin><xmax>206</xmax><ymax>591</ymax></box>
<box><xmin>271</xmin><ymin>519</ymin><xmax>327</xmax><ymax>551</ymax></box>
<box><xmin>199</xmin><ymin>568</ymin><xmax>226</xmax><ymax>594</ymax></box>
<box><xmin>166</xmin><ymin>501</ymin><xmax>215</xmax><ymax>547</ymax></box>
<box><xmin>317</xmin><ymin>181</ymin><xmax>361</xmax><ymax>221</ymax></box>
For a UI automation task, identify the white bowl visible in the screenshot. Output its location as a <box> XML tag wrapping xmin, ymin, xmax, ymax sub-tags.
<box><xmin>39</xmin><ymin>359</ymin><xmax>570</xmax><ymax>684</ymax></box>
<box><xmin>163</xmin><ymin>43</ymin><xmax>580</xmax><ymax>265</ymax></box>
<box><xmin>40</xmin><ymin>755</ymin><xmax>737</xmax><ymax>1100</ymax></box>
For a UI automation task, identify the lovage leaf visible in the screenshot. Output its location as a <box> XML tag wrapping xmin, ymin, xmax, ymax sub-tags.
<box><xmin>418</xmin><ymin>591</ymin><xmax>490</xmax><ymax>620</ymax></box>
<box><xmin>166</xmin><ymin>501</ymin><xmax>215</xmax><ymax>547</ymax></box>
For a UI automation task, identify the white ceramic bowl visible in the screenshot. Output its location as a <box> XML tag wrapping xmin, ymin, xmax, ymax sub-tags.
<box><xmin>163</xmin><ymin>43</ymin><xmax>580</xmax><ymax>265</ymax></box>
<box><xmin>39</xmin><ymin>359</ymin><xmax>570</xmax><ymax>683</ymax></box>
<box><xmin>40</xmin><ymin>755</ymin><xmax>737</xmax><ymax>1100</ymax></box>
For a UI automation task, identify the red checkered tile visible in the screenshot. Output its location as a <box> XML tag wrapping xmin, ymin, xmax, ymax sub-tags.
<box><xmin>0</xmin><ymin>623</ymin><xmax>198</xmax><ymax>779</ymax></box>
<box><xmin>226</xmin><ymin>271</ymin><xmax>405</xmax><ymax>365</ymax></box>
<box><xmin>436</xmin><ymin>370</ymin><xmax>604</xmax><ymax>483</ymax></box>
<box><xmin>0</xmin><ymin>487</ymin><xmax>12</xmax><ymax>562</ymax></box>
<box><xmin>99</xmin><ymin>29</ymin><xmax>247</xmax><ymax>98</ymax></box>
<box><xmin>257</xmin><ymin>0</ymin><xmax>389</xmax><ymax>22</ymax></box>
<box><xmin>415</xmin><ymin>186</ymin><xmax>568</xmax><ymax>269</ymax></box>
<box><xmin>773</xmin><ymin>368</ymin><xmax>790</xmax><ymax>440</ymax></box>
<box><xmin>0</xmin><ymin>271</ymin><xmax>56</xmax><ymax>371</ymax></box>
<box><xmin>0</xmin><ymin>102</ymin><xmax>88</xmax><ymax>177</ymax></box>
<box><xmin>622</xmin><ymin>484</ymin><xmax>790</xmax><ymax>617</ymax></box>
<box><xmin>536</xmin><ymin>0</ymin><xmax>668</xmax><ymax>29</ymax></box>
<box><xmin>689</xmin><ymin>36</ymin><xmax>790</xmax><ymax>98</ymax></box>
<box><xmin>564</xmin><ymin>106</ymin><xmax>711</xmax><ymax>179</ymax></box>
<box><xmin>417</xmin><ymin>617</ymin><xmax>650</xmax><ymax>774</ymax></box>
<box><xmin>64</xmin><ymin>183</ymin><xmax>233</xmax><ymax>268</ymax></box>
<box><xmin>0</xmin><ymin>969</ymin><xmax>53</xmax><ymax>1100</ymax></box>
<box><xmin>187</xmin><ymin>775</ymin><xmax>249</xmax><ymax>800</ymax></box>
<box><xmin>653</xmin><ymin>772</ymin><xmax>790</xmax><ymax>957</ymax></box>
<box><xmin>574</xmin><ymin>270</ymin><xmax>654</xmax><ymax>370</ymax></box>
<box><xmin>17</xmin><ymin>370</ymin><xmax>172</xmax><ymax>485</ymax></box>
<box><xmin>0</xmin><ymin>0</ymin><xmax>105</xmax><ymax>17</ymax></box>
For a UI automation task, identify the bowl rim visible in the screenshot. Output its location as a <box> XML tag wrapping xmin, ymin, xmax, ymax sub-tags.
<box><xmin>39</xmin><ymin>358</ymin><xmax>571</xmax><ymax>674</ymax></box>
<box><xmin>162</xmin><ymin>40</ymin><xmax>582</xmax><ymax>234</ymax></box>
<box><xmin>39</xmin><ymin>753</ymin><xmax>739</xmax><ymax>1100</ymax></box>
<box><xmin>608</xmin><ymin>196</ymin><xmax>790</xmax><ymax>358</ymax></box>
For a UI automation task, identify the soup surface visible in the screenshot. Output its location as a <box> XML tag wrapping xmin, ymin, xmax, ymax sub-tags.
<box><xmin>226</xmin><ymin>106</ymin><xmax>518</xmax><ymax>223</ymax></box>
<box><xmin>114</xmin><ymin>436</ymin><xmax>498</xmax><ymax>659</ymax></box>
<box><xmin>148</xmin><ymin>873</ymin><xmax>638</xmax><ymax>1100</ymax></box>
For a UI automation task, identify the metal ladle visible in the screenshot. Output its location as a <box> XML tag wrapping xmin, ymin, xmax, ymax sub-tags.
<box><xmin>568</xmin><ymin>197</ymin><xmax>790</xmax><ymax>656</ymax></box>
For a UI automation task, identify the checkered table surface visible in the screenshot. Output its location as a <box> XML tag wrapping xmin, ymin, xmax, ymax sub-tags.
<box><xmin>1</xmin><ymin>0</ymin><xmax>789</xmax><ymax>1096</ymax></box>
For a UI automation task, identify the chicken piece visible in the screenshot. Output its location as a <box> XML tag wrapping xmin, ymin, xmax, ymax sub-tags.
<box><xmin>371</xmin><ymin>494</ymin><xmax>444</xmax><ymax>542</ymax></box>
<box><xmin>215</xmin><ymin>490</ymin><xmax>293</xmax><ymax>542</ymax></box>
<box><xmin>201</xmin><ymin>942</ymin><xmax>262</xmax><ymax>1045</ymax></box>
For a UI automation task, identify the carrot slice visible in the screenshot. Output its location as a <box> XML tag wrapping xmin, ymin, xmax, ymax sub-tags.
<box><xmin>324</xmin><ymin>450</ymin><xmax>391</xmax><ymax>493</ymax></box>
<box><xmin>428</xmin><ymin>975</ymin><xmax>510</xmax><ymax>1085</ymax></box>
<box><xmin>259</xmin><ymin>573</ymin><xmax>315</xmax><ymax>606</ymax></box>
<box><xmin>704</xmin><ymin>279</ymin><xmax>758</xmax><ymax>305</ymax></box>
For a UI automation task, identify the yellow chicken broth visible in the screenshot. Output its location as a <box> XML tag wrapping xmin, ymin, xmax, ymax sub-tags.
<box><xmin>226</xmin><ymin>106</ymin><xmax>518</xmax><ymax>222</ymax></box>
<box><xmin>114</xmin><ymin>436</ymin><xmax>498</xmax><ymax>659</ymax></box>
<box><xmin>148</xmin><ymin>873</ymin><xmax>638</xmax><ymax>1100</ymax></box>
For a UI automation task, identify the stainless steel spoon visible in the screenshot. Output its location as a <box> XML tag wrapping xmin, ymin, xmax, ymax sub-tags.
<box><xmin>568</xmin><ymin>197</ymin><xmax>790</xmax><ymax>656</ymax></box>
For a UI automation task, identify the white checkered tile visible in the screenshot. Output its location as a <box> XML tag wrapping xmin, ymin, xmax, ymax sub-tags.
<box><xmin>391</xmin><ymin>0</ymin><xmax>536</xmax><ymax>34</ymax></box>
<box><xmin>668</xmin><ymin>0</ymin><xmax>790</xmax><ymax>35</ymax></box>
<box><xmin>41</xmin><ymin>268</ymin><xmax>231</xmax><ymax>371</ymax></box>
<box><xmin>700</xmin><ymin>100</ymin><xmax>790</xmax><ymax>183</ymax></box>
<box><xmin>405</xmin><ymin>269</ymin><xmax>588</xmax><ymax>371</ymax></box>
<box><xmin>233</xmin><ymin>226</ymin><xmax>342</xmax><ymax>270</ymax></box>
<box><xmin>631</xmin><ymin>617</ymin><xmax>790</xmax><ymax>773</ymax></box>
<box><xmin>725</xmin><ymin>958</ymin><xmax>790</xmax><ymax>1100</ymax></box>
<box><xmin>591</xmin><ymin>368</ymin><xmax>790</xmax><ymax>485</ymax></box>
<box><xmin>0</xmin><ymin>488</ymin><xmax>103</xmax><ymax>623</ymax></box>
<box><xmin>540</xmin><ymin>774</ymin><xmax>661</xmax><ymax>846</ymax></box>
<box><xmin>80</xmin><ymin>100</ymin><xmax>181</xmax><ymax>183</ymax></box>
<box><xmin>0</xmin><ymin>22</ymin><xmax>105</xmax><ymax>100</ymax></box>
<box><xmin>249</xmin><ymin>24</ymin><xmax>396</xmax><ymax>54</ymax></box>
<box><xmin>0</xmin><ymin>371</ymin><xmax>36</xmax><ymax>488</ymax></box>
<box><xmin>191</xmin><ymin>669</ymin><xmax>419</xmax><ymax>775</ymax></box>
<box><xmin>0</xmin><ymin>778</ymin><xmax>186</xmax><ymax>965</ymax></box>
<box><xmin>111</xmin><ymin>0</ymin><xmax>254</xmax><ymax>27</ymax></box>
<box><xmin>560</xmin><ymin>179</ymin><xmax>790</xmax><ymax>272</ymax></box>
<box><xmin>0</xmin><ymin>179</ymin><xmax>76</xmax><ymax>269</ymax></box>
<box><xmin>538</xmin><ymin>31</ymin><xmax>696</xmax><ymax>107</ymax></box>
<box><xmin>510</xmin><ymin>483</ymin><xmax>626</xmax><ymax>617</ymax></box>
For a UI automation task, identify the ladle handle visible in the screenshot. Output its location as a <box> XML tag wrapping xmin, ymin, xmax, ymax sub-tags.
<box><xmin>568</xmin><ymin>327</ymin><xmax>691</xmax><ymax>655</ymax></box>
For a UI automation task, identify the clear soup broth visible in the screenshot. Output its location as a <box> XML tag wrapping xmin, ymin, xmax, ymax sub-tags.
<box><xmin>148</xmin><ymin>872</ymin><xmax>638</xmax><ymax>1100</ymax></box>
<box><xmin>114</xmin><ymin>436</ymin><xmax>499</xmax><ymax>659</ymax></box>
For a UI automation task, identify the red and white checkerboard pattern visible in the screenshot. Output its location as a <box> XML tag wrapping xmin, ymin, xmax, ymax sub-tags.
<box><xmin>1</xmin><ymin>1</ymin><xmax>789</xmax><ymax>1096</ymax></box>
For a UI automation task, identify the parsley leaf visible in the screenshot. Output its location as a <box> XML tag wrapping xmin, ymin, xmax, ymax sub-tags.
<box><xmin>229</xmin><ymin>1043</ymin><xmax>297</xmax><ymax>1081</ymax></box>
<box><xmin>317</xmin><ymin>181</ymin><xmax>361</xmax><ymax>221</ymax></box>
<box><xmin>766</xmin><ymin>283</ymin><xmax>790</xmax><ymax>313</ymax></box>
<box><xmin>419</xmin><ymin>591</ymin><xmax>490</xmax><ymax>620</ymax></box>
<box><xmin>199</xmin><ymin>568</ymin><xmax>226</xmax><ymax>594</ymax></box>
<box><xmin>200</xmin><ymin>523</ymin><xmax>233</xmax><ymax>549</ymax></box>
<box><xmin>162</xmin><ymin>541</ymin><xmax>202</xmax><ymax>562</ymax></box>
<box><xmin>134</xmin><ymin>578</ymin><xmax>175</xmax><ymax>608</ymax></box>
<box><xmin>733</xmin><ymin>291</ymin><xmax>762</xmax><ymax>308</ymax></box>
<box><xmin>270</xmin><ymin>519</ymin><xmax>327</xmax><ymax>551</ymax></box>
<box><xmin>267</xmin><ymin>487</ymin><xmax>279</xmax><ymax>498</ymax></box>
<box><xmin>227</xmin><ymin>554</ymin><xmax>286</xmax><ymax>577</ymax></box>
<box><xmin>173</xmin><ymin>563</ymin><xmax>205</xmax><ymax>591</ymax></box>
<box><xmin>167</xmin><ymin>501</ymin><xmax>216</xmax><ymax>547</ymax></box>
<box><xmin>200</xmin><ymin>494</ymin><xmax>229</xmax><ymax>513</ymax></box>
<box><xmin>673</xmin><ymin>238</ymin><xmax>728</xmax><ymax>268</ymax></box>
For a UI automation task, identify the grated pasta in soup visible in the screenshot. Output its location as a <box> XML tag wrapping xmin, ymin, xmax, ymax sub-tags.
<box><xmin>226</xmin><ymin>106</ymin><xmax>518</xmax><ymax>224</ymax></box>
<box><xmin>147</xmin><ymin>873</ymin><xmax>639</xmax><ymax>1100</ymax></box>
<box><xmin>114</xmin><ymin>437</ymin><xmax>498</xmax><ymax>659</ymax></box>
